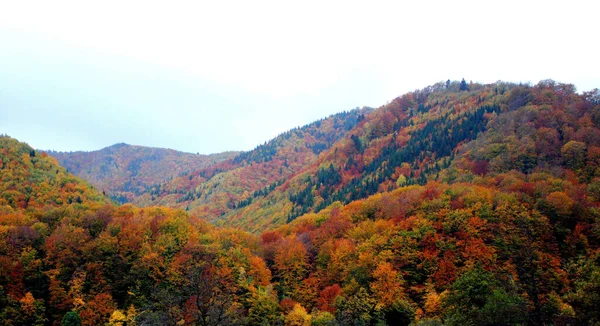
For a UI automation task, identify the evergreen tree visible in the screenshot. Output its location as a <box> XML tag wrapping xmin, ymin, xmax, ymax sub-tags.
<box><xmin>460</xmin><ymin>78</ymin><xmax>469</xmax><ymax>91</ymax></box>
<box><xmin>61</xmin><ymin>311</ymin><xmax>82</xmax><ymax>326</ymax></box>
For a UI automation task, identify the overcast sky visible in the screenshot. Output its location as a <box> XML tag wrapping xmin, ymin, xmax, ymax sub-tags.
<box><xmin>1</xmin><ymin>1</ymin><xmax>598</xmax><ymax>154</ymax></box>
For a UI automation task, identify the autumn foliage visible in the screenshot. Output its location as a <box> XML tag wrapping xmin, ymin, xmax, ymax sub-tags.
<box><xmin>2</xmin><ymin>80</ymin><xmax>600</xmax><ymax>324</ymax></box>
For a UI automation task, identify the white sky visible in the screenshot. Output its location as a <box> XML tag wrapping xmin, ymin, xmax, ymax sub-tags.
<box><xmin>1</xmin><ymin>0</ymin><xmax>598</xmax><ymax>153</ymax></box>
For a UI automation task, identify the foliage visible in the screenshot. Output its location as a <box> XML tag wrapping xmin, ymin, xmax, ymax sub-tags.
<box><xmin>61</xmin><ymin>311</ymin><xmax>81</xmax><ymax>326</ymax></box>
<box><xmin>3</xmin><ymin>79</ymin><xmax>600</xmax><ymax>325</ymax></box>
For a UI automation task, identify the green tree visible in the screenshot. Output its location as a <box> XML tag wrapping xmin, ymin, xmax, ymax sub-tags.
<box><xmin>246</xmin><ymin>288</ymin><xmax>282</xmax><ymax>326</ymax></box>
<box><xmin>311</xmin><ymin>311</ymin><xmax>336</xmax><ymax>326</ymax></box>
<box><xmin>334</xmin><ymin>286</ymin><xmax>380</xmax><ymax>325</ymax></box>
<box><xmin>565</xmin><ymin>256</ymin><xmax>600</xmax><ymax>325</ymax></box>
<box><xmin>562</xmin><ymin>141</ymin><xmax>587</xmax><ymax>171</ymax></box>
<box><xmin>61</xmin><ymin>311</ymin><xmax>82</xmax><ymax>326</ymax></box>
<box><xmin>442</xmin><ymin>266</ymin><xmax>526</xmax><ymax>326</ymax></box>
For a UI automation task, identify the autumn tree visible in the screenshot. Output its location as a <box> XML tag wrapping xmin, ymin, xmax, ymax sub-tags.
<box><xmin>370</xmin><ymin>261</ymin><xmax>403</xmax><ymax>306</ymax></box>
<box><xmin>562</xmin><ymin>141</ymin><xmax>587</xmax><ymax>171</ymax></box>
<box><xmin>273</xmin><ymin>236</ymin><xmax>308</xmax><ymax>298</ymax></box>
<box><xmin>182</xmin><ymin>264</ymin><xmax>242</xmax><ymax>326</ymax></box>
<box><xmin>79</xmin><ymin>293</ymin><xmax>117</xmax><ymax>326</ymax></box>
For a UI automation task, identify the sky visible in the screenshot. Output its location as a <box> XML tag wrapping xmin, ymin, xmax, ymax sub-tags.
<box><xmin>1</xmin><ymin>1</ymin><xmax>598</xmax><ymax>154</ymax></box>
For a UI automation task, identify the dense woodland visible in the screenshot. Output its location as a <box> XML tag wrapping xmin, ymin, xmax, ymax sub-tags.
<box><xmin>1</xmin><ymin>79</ymin><xmax>600</xmax><ymax>325</ymax></box>
<box><xmin>133</xmin><ymin>109</ymin><xmax>369</xmax><ymax>225</ymax></box>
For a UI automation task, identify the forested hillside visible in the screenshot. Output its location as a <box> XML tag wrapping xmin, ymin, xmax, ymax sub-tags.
<box><xmin>52</xmin><ymin>80</ymin><xmax>600</xmax><ymax>235</ymax></box>
<box><xmin>134</xmin><ymin>109</ymin><xmax>369</xmax><ymax>223</ymax></box>
<box><xmin>223</xmin><ymin>80</ymin><xmax>600</xmax><ymax>232</ymax></box>
<box><xmin>3</xmin><ymin>79</ymin><xmax>600</xmax><ymax>325</ymax></box>
<box><xmin>49</xmin><ymin>144</ymin><xmax>237</xmax><ymax>204</ymax></box>
<box><xmin>0</xmin><ymin>136</ymin><xmax>276</xmax><ymax>325</ymax></box>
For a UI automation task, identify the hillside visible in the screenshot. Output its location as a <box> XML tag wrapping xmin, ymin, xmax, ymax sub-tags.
<box><xmin>70</xmin><ymin>80</ymin><xmax>600</xmax><ymax>234</ymax></box>
<box><xmin>263</xmin><ymin>176</ymin><xmax>600</xmax><ymax>325</ymax></box>
<box><xmin>222</xmin><ymin>80</ymin><xmax>600</xmax><ymax>231</ymax></box>
<box><xmin>48</xmin><ymin>144</ymin><xmax>237</xmax><ymax>204</ymax></box>
<box><xmin>0</xmin><ymin>136</ymin><xmax>274</xmax><ymax>325</ymax></box>
<box><xmin>0</xmin><ymin>136</ymin><xmax>108</xmax><ymax>212</ymax></box>
<box><xmin>134</xmin><ymin>109</ymin><xmax>370</xmax><ymax>222</ymax></box>
<box><xmin>2</xmin><ymin>78</ymin><xmax>600</xmax><ymax>325</ymax></box>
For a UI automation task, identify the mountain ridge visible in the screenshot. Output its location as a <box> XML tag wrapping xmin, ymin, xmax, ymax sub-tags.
<box><xmin>48</xmin><ymin>80</ymin><xmax>600</xmax><ymax>234</ymax></box>
<box><xmin>47</xmin><ymin>142</ymin><xmax>238</xmax><ymax>204</ymax></box>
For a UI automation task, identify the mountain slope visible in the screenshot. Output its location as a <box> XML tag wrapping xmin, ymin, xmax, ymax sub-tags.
<box><xmin>0</xmin><ymin>136</ymin><xmax>273</xmax><ymax>325</ymax></box>
<box><xmin>2</xmin><ymin>78</ymin><xmax>600</xmax><ymax>324</ymax></box>
<box><xmin>0</xmin><ymin>135</ymin><xmax>108</xmax><ymax>212</ymax></box>
<box><xmin>136</xmin><ymin>108</ymin><xmax>370</xmax><ymax>222</ymax></box>
<box><xmin>264</xmin><ymin>176</ymin><xmax>600</xmax><ymax>325</ymax></box>
<box><xmin>222</xmin><ymin>80</ymin><xmax>600</xmax><ymax>231</ymax></box>
<box><xmin>48</xmin><ymin>143</ymin><xmax>237</xmax><ymax>203</ymax></box>
<box><xmin>43</xmin><ymin>80</ymin><xmax>600</xmax><ymax>236</ymax></box>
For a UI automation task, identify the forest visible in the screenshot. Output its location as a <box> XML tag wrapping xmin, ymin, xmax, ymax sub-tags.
<box><xmin>1</xmin><ymin>79</ymin><xmax>600</xmax><ymax>325</ymax></box>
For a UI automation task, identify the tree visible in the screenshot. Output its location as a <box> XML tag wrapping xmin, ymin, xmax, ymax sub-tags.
<box><xmin>285</xmin><ymin>304</ymin><xmax>311</xmax><ymax>326</ymax></box>
<box><xmin>371</xmin><ymin>262</ymin><xmax>403</xmax><ymax>306</ymax></box>
<box><xmin>61</xmin><ymin>311</ymin><xmax>82</xmax><ymax>326</ymax></box>
<box><xmin>335</xmin><ymin>285</ymin><xmax>380</xmax><ymax>325</ymax></box>
<box><xmin>107</xmin><ymin>310</ymin><xmax>127</xmax><ymax>326</ymax></box>
<box><xmin>442</xmin><ymin>266</ymin><xmax>526</xmax><ymax>326</ymax></box>
<box><xmin>273</xmin><ymin>236</ymin><xmax>308</xmax><ymax>298</ymax></box>
<box><xmin>79</xmin><ymin>293</ymin><xmax>117</xmax><ymax>326</ymax></box>
<box><xmin>565</xmin><ymin>255</ymin><xmax>600</xmax><ymax>325</ymax></box>
<box><xmin>311</xmin><ymin>311</ymin><xmax>336</xmax><ymax>326</ymax></box>
<box><xmin>19</xmin><ymin>292</ymin><xmax>46</xmax><ymax>326</ymax></box>
<box><xmin>460</xmin><ymin>79</ymin><xmax>469</xmax><ymax>91</ymax></box>
<box><xmin>246</xmin><ymin>287</ymin><xmax>282</xmax><ymax>326</ymax></box>
<box><xmin>562</xmin><ymin>141</ymin><xmax>587</xmax><ymax>171</ymax></box>
<box><xmin>317</xmin><ymin>284</ymin><xmax>343</xmax><ymax>313</ymax></box>
<box><xmin>183</xmin><ymin>264</ymin><xmax>242</xmax><ymax>326</ymax></box>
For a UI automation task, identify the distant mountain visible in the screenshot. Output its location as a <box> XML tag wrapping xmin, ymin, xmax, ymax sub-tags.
<box><xmin>47</xmin><ymin>143</ymin><xmax>237</xmax><ymax>203</ymax></box>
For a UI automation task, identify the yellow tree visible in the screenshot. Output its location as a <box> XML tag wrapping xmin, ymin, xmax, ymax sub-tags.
<box><xmin>285</xmin><ymin>304</ymin><xmax>311</xmax><ymax>326</ymax></box>
<box><xmin>371</xmin><ymin>262</ymin><xmax>404</xmax><ymax>306</ymax></box>
<box><xmin>274</xmin><ymin>236</ymin><xmax>308</xmax><ymax>298</ymax></box>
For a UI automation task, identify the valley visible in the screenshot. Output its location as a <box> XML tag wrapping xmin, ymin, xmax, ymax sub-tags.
<box><xmin>1</xmin><ymin>79</ymin><xmax>600</xmax><ymax>325</ymax></box>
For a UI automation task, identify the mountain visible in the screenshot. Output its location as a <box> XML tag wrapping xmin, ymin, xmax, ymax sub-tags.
<box><xmin>221</xmin><ymin>80</ymin><xmax>600</xmax><ymax>231</ymax></box>
<box><xmin>265</xmin><ymin>175</ymin><xmax>600</xmax><ymax>325</ymax></box>
<box><xmin>251</xmin><ymin>79</ymin><xmax>600</xmax><ymax>325</ymax></box>
<box><xmin>72</xmin><ymin>80</ymin><xmax>600</xmax><ymax>234</ymax></box>
<box><xmin>134</xmin><ymin>109</ymin><xmax>370</xmax><ymax>224</ymax></box>
<box><xmin>48</xmin><ymin>143</ymin><xmax>237</xmax><ymax>204</ymax></box>
<box><xmin>0</xmin><ymin>135</ymin><xmax>271</xmax><ymax>325</ymax></box>
<box><xmin>2</xmin><ymin>78</ymin><xmax>600</xmax><ymax>325</ymax></box>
